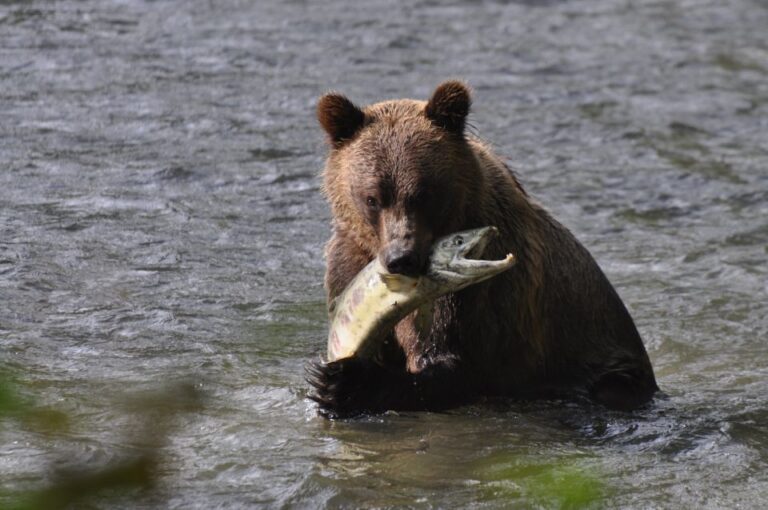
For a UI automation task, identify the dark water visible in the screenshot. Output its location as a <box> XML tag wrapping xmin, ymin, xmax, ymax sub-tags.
<box><xmin>1</xmin><ymin>0</ymin><xmax>767</xmax><ymax>507</ymax></box>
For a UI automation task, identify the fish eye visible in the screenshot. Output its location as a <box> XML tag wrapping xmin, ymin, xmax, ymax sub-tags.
<box><xmin>454</xmin><ymin>236</ymin><xmax>463</xmax><ymax>246</ymax></box>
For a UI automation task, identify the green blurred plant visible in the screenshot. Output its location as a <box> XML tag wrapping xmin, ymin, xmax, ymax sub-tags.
<box><xmin>476</xmin><ymin>451</ymin><xmax>608</xmax><ymax>509</ymax></box>
<box><xmin>0</xmin><ymin>368</ymin><xmax>201</xmax><ymax>510</ymax></box>
<box><xmin>0</xmin><ymin>370</ymin><xmax>70</xmax><ymax>435</ymax></box>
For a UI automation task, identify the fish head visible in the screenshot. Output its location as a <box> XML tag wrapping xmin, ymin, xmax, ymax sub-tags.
<box><xmin>430</xmin><ymin>226</ymin><xmax>498</xmax><ymax>266</ymax></box>
<box><xmin>429</xmin><ymin>226</ymin><xmax>516</xmax><ymax>288</ymax></box>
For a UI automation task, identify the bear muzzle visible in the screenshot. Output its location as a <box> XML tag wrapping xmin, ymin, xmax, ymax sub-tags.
<box><xmin>380</xmin><ymin>244</ymin><xmax>428</xmax><ymax>277</ymax></box>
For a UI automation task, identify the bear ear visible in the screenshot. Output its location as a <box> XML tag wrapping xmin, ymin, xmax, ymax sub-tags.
<box><xmin>425</xmin><ymin>80</ymin><xmax>472</xmax><ymax>135</ymax></box>
<box><xmin>317</xmin><ymin>93</ymin><xmax>366</xmax><ymax>147</ymax></box>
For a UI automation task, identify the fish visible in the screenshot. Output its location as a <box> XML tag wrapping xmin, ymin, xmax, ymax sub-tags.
<box><xmin>326</xmin><ymin>226</ymin><xmax>516</xmax><ymax>362</ymax></box>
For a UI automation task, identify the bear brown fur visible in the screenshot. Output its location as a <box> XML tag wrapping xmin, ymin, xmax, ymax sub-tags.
<box><xmin>307</xmin><ymin>81</ymin><xmax>658</xmax><ymax>418</ymax></box>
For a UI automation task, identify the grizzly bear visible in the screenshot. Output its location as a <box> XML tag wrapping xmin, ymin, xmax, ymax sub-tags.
<box><xmin>307</xmin><ymin>81</ymin><xmax>658</xmax><ymax>418</ymax></box>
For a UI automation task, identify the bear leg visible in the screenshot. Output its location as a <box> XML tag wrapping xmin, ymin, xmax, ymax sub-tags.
<box><xmin>306</xmin><ymin>355</ymin><xmax>475</xmax><ymax>418</ymax></box>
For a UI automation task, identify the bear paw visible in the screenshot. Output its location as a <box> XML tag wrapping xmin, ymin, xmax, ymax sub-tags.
<box><xmin>306</xmin><ymin>357</ymin><xmax>399</xmax><ymax>419</ymax></box>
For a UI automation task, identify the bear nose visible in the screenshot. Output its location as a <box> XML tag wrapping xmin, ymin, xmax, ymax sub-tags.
<box><xmin>384</xmin><ymin>248</ymin><xmax>422</xmax><ymax>277</ymax></box>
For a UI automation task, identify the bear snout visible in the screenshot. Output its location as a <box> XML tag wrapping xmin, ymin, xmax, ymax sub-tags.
<box><xmin>381</xmin><ymin>245</ymin><xmax>427</xmax><ymax>277</ymax></box>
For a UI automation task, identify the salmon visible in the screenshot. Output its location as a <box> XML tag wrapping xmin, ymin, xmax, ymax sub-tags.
<box><xmin>327</xmin><ymin>226</ymin><xmax>516</xmax><ymax>361</ymax></box>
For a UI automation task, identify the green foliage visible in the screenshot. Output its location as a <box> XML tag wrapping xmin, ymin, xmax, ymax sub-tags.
<box><xmin>475</xmin><ymin>451</ymin><xmax>608</xmax><ymax>509</ymax></box>
<box><xmin>0</xmin><ymin>370</ymin><xmax>28</xmax><ymax>417</ymax></box>
<box><xmin>4</xmin><ymin>456</ymin><xmax>154</xmax><ymax>510</ymax></box>
<box><xmin>0</xmin><ymin>370</ymin><xmax>69</xmax><ymax>434</ymax></box>
<box><xmin>525</xmin><ymin>464</ymin><xmax>605</xmax><ymax>509</ymax></box>
<box><xmin>0</xmin><ymin>368</ymin><xmax>201</xmax><ymax>509</ymax></box>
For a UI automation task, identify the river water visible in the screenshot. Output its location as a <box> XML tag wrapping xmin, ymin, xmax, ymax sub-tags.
<box><xmin>1</xmin><ymin>0</ymin><xmax>767</xmax><ymax>508</ymax></box>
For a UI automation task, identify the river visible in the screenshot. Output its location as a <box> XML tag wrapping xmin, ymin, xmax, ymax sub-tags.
<box><xmin>1</xmin><ymin>0</ymin><xmax>767</xmax><ymax>508</ymax></box>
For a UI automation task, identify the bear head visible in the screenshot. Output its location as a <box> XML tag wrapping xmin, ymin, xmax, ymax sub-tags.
<box><xmin>318</xmin><ymin>81</ymin><xmax>480</xmax><ymax>277</ymax></box>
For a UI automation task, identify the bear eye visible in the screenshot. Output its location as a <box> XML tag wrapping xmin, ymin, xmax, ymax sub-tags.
<box><xmin>366</xmin><ymin>196</ymin><xmax>379</xmax><ymax>209</ymax></box>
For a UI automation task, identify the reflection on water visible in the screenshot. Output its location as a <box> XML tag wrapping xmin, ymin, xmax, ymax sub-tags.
<box><xmin>1</xmin><ymin>0</ymin><xmax>767</xmax><ymax>507</ymax></box>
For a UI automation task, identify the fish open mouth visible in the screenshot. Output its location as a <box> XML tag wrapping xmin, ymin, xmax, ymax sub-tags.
<box><xmin>453</xmin><ymin>226</ymin><xmax>499</xmax><ymax>261</ymax></box>
<box><xmin>436</xmin><ymin>226</ymin><xmax>515</xmax><ymax>283</ymax></box>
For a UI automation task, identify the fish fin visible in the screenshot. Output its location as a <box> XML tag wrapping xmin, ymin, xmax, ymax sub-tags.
<box><xmin>379</xmin><ymin>273</ymin><xmax>419</xmax><ymax>292</ymax></box>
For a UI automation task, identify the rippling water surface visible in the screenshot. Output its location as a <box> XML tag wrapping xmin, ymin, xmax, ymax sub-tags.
<box><xmin>1</xmin><ymin>0</ymin><xmax>767</xmax><ymax>507</ymax></box>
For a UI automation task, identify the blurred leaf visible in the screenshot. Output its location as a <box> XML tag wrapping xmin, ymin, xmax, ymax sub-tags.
<box><xmin>1</xmin><ymin>375</ymin><xmax>205</xmax><ymax>509</ymax></box>
<box><xmin>526</xmin><ymin>464</ymin><xmax>605</xmax><ymax>509</ymax></box>
<box><xmin>0</xmin><ymin>370</ymin><xmax>68</xmax><ymax>433</ymax></box>
<box><xmin>7</xmin><ymin>455</ymin><xmax>155</xmax><ymax>510</ymax></box>
<box><xmin>474</xmin><ymin>452</ymin><xmax>607</xmax><ymax>509</ymax></box>
<box><xmin>0</xmin><ymin>371</ymin><xmax>29</xmax><ymax>418</ymax></box>
<box><xmin>22</xmin><ymin>408</ymin><xmax>70</xmax><ymax>435</ymax></box>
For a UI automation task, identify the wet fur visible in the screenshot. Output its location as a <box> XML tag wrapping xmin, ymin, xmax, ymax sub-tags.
<box><xmin>309</xmin><ymin>81</ymin><xmax>658</xmax><ymax>418</ymax></box>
